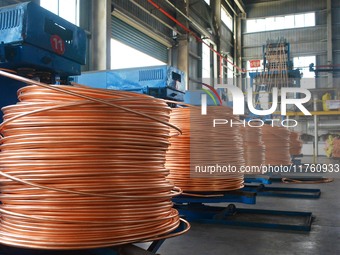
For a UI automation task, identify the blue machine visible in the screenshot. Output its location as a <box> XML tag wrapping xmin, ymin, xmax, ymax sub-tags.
<box><xmin>75</xmin><ymin>65</ymin><xmax>186</xmax><ymax>101</ymax></box>
<box><xmin>0</xmin><ymin>1</ymin><xmax>86</xmax><ymax>119</ymax></box>
<box><xmin>173</xmin><ymin>190</ymin><xmax>313</xmax><ymax>231</ymax></box>
<box><xmin>0</xmin><ymin>2</ymin><xmax>86</xmax><ymax>78</ymax></box>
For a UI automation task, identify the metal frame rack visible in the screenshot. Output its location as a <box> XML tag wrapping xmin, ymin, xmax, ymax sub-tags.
<box><xmin>248</xmin><ymin>38</ymin><xmax>302</xmax><ymax>115</ymax></box>
<box><xmin>173</xmin><ymin>190</ymin><xmax>313</xmax><ymax>231</ymax></box>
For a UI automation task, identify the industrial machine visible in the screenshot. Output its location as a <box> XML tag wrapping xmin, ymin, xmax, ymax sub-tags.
<box><xmin>248</xmin><ymin>38</ymin><xmax>302</xmax><ymax>115</ymax></box>
<box><xmin>0</xmin><ymin>1</ymin><xmax>86</xmax><ymax>118</ymax></box>
<box><xmin>309</xmin><ymin>63</ymin><xmax>340</xmax><ymax>78</ymax></box>
<box><xmin>0</xmin><ymin>2</ymin><xmax>86</xmax><ymax>78</ymax></box>
<box><xmin>75</xmin><ymin>65</ymin><xmax>186</xmax><ymax>102</ymax></box>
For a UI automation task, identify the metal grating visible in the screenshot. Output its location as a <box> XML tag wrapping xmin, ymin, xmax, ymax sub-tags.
<box><xmin>0</xmin><ymin>8</ymin><xmax>21</xmax><ymax>30</ymax></box>
<box><xmin>139</xmin><ymin>68</ymin><xmax>164</xmax><ymax>81</ymax></box>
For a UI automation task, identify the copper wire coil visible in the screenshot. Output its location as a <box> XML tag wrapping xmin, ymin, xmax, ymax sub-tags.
<box><xmin>240</xmin><ymin>126</ymin><xmax>265</xmax><ymax>172</ymax></box>
<box><xmin>0</xmin><ymin>82</ymin><xmax>189</xmax><ymax>250</ymax></box>
<box><xmin>261</xmin><ymin>125</ymin><xmax>291</xmax><ymax>165</ymax></box>
<box><xmin>166</xmin><ymin>106</ymin><xmax>244</xmax><ymax>192</ymax></box>
<box><xmin>289</xmin><ymin>131</ymin><xmax>303</xmax><ymax>156</ymax></box>
<box><xmin>333</xmin><ymin>139</ymin><xmax>340</xmax><ymax>158</ymax></box>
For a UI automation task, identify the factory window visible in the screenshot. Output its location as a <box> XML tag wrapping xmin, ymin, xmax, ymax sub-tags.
<box><xmin>227</xmin><ymin>56</ymin><xmax>234</xmax><ymax>79</ymax></box>
<box><xmin>40</xmin><ymin>0</ymin><xmax>79</xmax><ymax>25</ymax></box>
<box><xmin>204</xmin><ymin>0</ymin><xmax>210</xmax><ymax>5</ymax></box>
<box><xmin>221</xmin><ymin>7</ymin><xmax>233</xmax><ymax>32</ymax></box>
<box><xmin>111</xmin><ymin>39</ymin><xmax>165</xmax><ymax>69</ymax></box>
<box><xmin>246</xmin><ymin>12</ymin><xmax>315</xmax><ymax>33</ymax></box>
<box><xmin>202</xmin><ymin>39</ymin><xmax>211</xmax><ymax>79</ymax></box>
<box><xmin>294</xmin><ymin>56</ymin><xmax>316</xmax><ymax>89</ymax></box>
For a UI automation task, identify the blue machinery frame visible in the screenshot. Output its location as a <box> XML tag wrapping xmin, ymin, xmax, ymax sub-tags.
<box><xmin>0</xmin><ymin>2</ymin><xmax>86</xmax><ymax>78</ymax></box>
<box><xmin>75</xmin><ymin>66</ymin><xmax>186</xmax><ymax>102</ymax></box>
<box><xmin>175</xmin><ymin>203</ymin><xmax>313</xmax><ymax>231</ymax></box>
<box><xmin>173</xmin><ymin>189</ymin><xmax>314</xmax><ymax>231</ymax></box>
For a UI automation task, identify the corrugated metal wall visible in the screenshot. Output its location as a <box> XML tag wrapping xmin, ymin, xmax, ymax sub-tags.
<box><xmin>243</xmin><ymin>0</ymin><xmax>328</xmax><ymax>61</ymax></box>
<box><xmin>112</xmin><ymin>0</ymin><xmax>174</xmax><ymax>40</ymax></box>
<box><xmin>221</xmin><ymin>23</ymin><xmax>234</xmax><ymax>54</ymax></box>
<box><xmin>333</xmin><ymin>0</ymin><xmax>340</xmax><ymax>75</ymax></box>
<box><xmin>111</xmin><ymin>16</ymin><xmax>169</xmax><ymax>63</ymax></box>
<box><xmin>189</xmin><ymin>0</ymin><xmax>211</xmax><ymax>33</ymax></box>
<box><xmin>243</xmin><ymin>26</ymin><xmax>327</xmax><ymax>60</ymax></box>
<box><xmin>188</xmin><ymin>34</ymin><xmax>202</xmax><ymax>86</ymax></box>
<box><xmin>245</xmin><ymin>0</ymin><xmax>325</xmax><ymax>19</ymax></box>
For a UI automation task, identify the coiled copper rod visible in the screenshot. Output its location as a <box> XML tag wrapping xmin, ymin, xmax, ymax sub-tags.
<box><xmin>289</xmin><ymin>131</ymin><xmax>303</xmax><ymax>156</ymax></box>
<box><xmin>0</xmin><ymin>74</ymin><xmax>189</xmax><ymax>250</ymax></box>
<box><xmin>333</xmin><ymin>139</ymin><xmax>340</xmax><ymax>158</ymax></box>
<box><xmin>241</xmin><ymin>126</ymin><xmax>265</xmax><ymax>171</ymax></box>
<box><xmin>166</xmin><ymin>106</ymin><xmax>244</xmax><ymax>192</ymax></box>
<box><xmin>262</xmin><ymin>125</ymin><xmax>291</xmax><ymax>165</ymax></box>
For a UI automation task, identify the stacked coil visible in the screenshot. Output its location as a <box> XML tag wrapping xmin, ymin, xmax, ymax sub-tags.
<box><xmin>0</xmin><ymin>84</ymin><xmax>187</xmax><ymax>250</ymax></box>
<box><xmin>241</xmin><ymin>126</ymin><xmax>265</xmax><ymax>172</ymax></box>
<box><xmin>333</xmin><ymin>138</ymin><xmax>340</xmax><ymax>158</ymax></box>
<box><xmin>262</xmin><ymin>125</ymin><xmax>291</xmax><ymax>165</ymax></box>
<box><xmin>166</xmin><ymin>106</ymin><xmax>244</xmax><ymax>192</ymax></box>
<box><xmin>289</xmin><ymin>131</ymin><xmax>303</xmax><ymax>156</ymax></box>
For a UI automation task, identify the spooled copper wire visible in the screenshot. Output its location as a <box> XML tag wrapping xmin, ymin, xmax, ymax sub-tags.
<box><xmin>289</xmin><ymin>131</ymin><xmax>303</xmax><ymax>156</ymax></box>
<box><xmin>240</xmin><ymin>126</ymin><xmax>265</xmax><ymax>172</ymax></box>
<box><xmin>261</xmin><ymin>125</ymin><xmax>291</xmax><ymax>165</ymax></box>
<box><xmin>166</xmin><ymin>106</ymin><xmax>244</xmax><ymax>192</ymax></box>
<box><xmin>0</xmin><ymin>76</ymin><xmax>190</xmax><ymax>250</ymax></box>
<box><xmin>333</xmin><ymin>139</ymin><xmax>340</xmax><ymax>158</ymax></box>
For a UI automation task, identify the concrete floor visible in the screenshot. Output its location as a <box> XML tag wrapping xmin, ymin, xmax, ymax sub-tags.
<box><xmin>159</xmin><ymin>157</ymin><xmax>340</xmax><ymax>255</ymax></box>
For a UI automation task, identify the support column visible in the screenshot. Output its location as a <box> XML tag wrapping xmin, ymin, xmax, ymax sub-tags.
<box><xmin>91</xmin><ymin>0</ymin><xmax>111</xmax><ymax>71</ymax></box>
<box><xmin>313</xmin><ymin>94</ymin><xmax>319</xmax><ymax>160</ymax></box>
<box><xmin>176</xmin><ymin>1</ymin><xmax>190</xmax><ymax>90</ymax></box>
<box><xmin>313</xmin><ymin>115</ymin><xmax>318</xmax><ymax>161</ymax></box>
<box><xmin>211</xmin><ymin>0</ymin><xmax>221</xmax><ymax>84</ymax></box>
<box><xmin>327</xmin><ymin>0</ymin><xmax>333</xmax><ymax>87</ymax></box>
<box><xmin>178</xmin><ymin>37</ymin><xmax>189</xmax><ymax>90</ymax></box>
<box><xmin>79</xmin><ymin>0</ymin><xmax>91</xmax><ymax>72</ymax></box>
<box><xmin>235</xmin><ymin>13</ymin><xmax>242</xmax><ymax>88</ymax></box>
